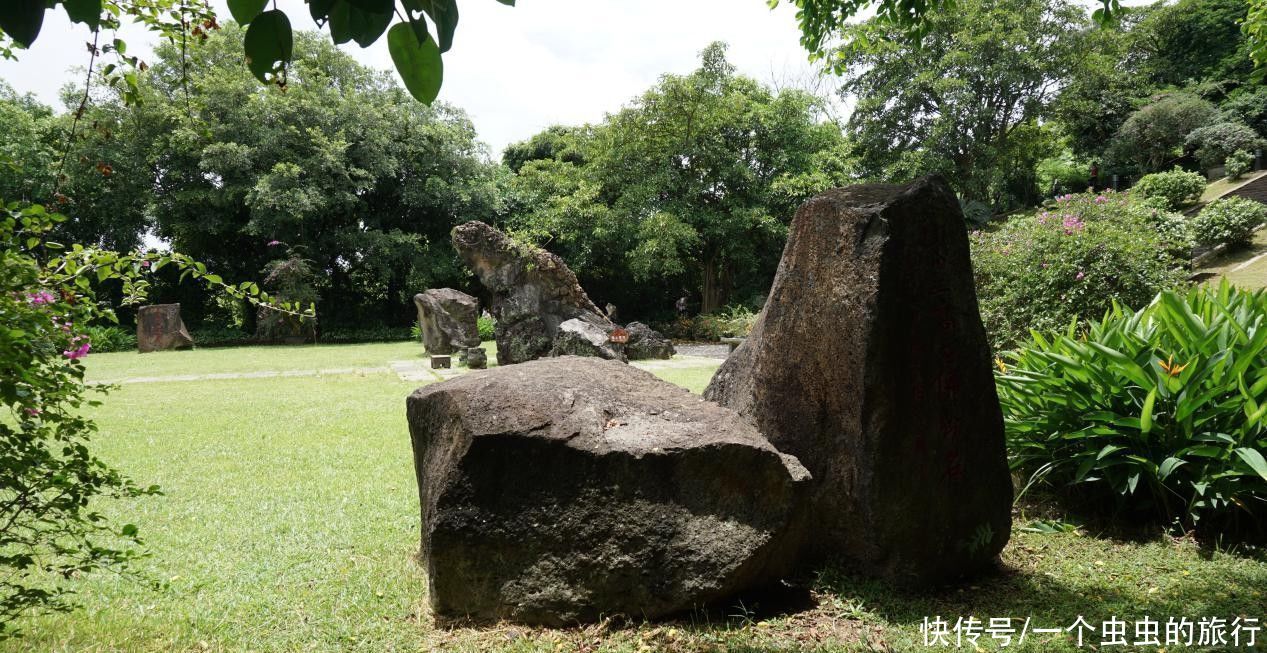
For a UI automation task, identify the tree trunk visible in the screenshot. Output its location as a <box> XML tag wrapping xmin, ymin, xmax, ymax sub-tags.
<box><xmin>699</xmin><ymin>256</ymin><xmax>732</xmax><ymax>315</ymax></box>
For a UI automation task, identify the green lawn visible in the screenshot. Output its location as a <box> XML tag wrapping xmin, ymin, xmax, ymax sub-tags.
<box><xmin>7</xmin><ymin>344</ymin><xmax>1267</xmax><ymax>652</ymax></box>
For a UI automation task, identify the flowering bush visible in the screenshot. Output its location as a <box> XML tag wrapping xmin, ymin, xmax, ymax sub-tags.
<box><xmin>972</xmin><ymin>190</ymin><xmax>1187</xmax><ymax>349</ymax></box>
<box><xmin>1125</xmin><ymin>200</ymin><xmax>1193</xmax><ymax>259</ymax></box>
<box><xmin>1131</xmin><ymin>167</ymin><xmax>1208</xmax><ymax>210</ymax></box>
<box><xmin>0</xmin><ymin>201</ymin><xmax>305</xmax><ymax>633</ymax></box>
<box><xmin>1190</xmin><ymin>197</ymin><xmax>1267</xmax><ymax>248</ymax></box>
<box><xmin>999</xmin><ymin>282</ymin><xmax>1267</xmax><ymax>535</ymax></box>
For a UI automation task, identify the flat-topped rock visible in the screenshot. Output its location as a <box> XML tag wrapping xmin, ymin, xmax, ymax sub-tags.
<box><xmin>413</xmin><ymin>289</ymin><xmax>481</xmax><ymax>355</ymax></box>
<box><xmin>136</xmin><ymin>304</ymin><xmax>194</xmax><ymax>353</ymax></box>
<box><xmin>705</xmin><ymin>176</ymin><xmax>1012</xmax><ymax>584</ymax></box>
<box><xmin>406</xmin><ymin>356</ymin><xmax>810</xmax><ymax>625</ymax></box>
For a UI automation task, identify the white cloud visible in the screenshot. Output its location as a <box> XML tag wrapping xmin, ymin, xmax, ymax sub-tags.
<box><xmin>0</xmin><ymin>1</ymin><xmax>822</xmax><ymax>156</ymax></box>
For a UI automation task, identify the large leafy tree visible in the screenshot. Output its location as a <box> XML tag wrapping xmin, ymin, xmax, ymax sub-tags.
<box><xmin>90</xmin><ymin>24</ymin><xmax>502</xmax><ymax>328</ymax></box>
<box><xmin>830</xmin><ymin>0</ymin><xmax>1085</xmax><ymax>208</ymax></box>
<box><xmin>506</xmin><ymin>43</ymin><xmax>853</xmax><ymax>316</ymax></box>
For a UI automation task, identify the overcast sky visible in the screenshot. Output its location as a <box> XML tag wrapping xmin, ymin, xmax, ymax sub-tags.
<box><xmin>0</xmin><ymin>1</ymin><xmax>825</xmax><ymax>157</ymax></box>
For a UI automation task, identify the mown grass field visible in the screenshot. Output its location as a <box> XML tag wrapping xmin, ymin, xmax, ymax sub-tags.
<box><xmin>7</xmin><ymin>344</ymin><xmax>1267</xmax><ymax>652</ymax></box>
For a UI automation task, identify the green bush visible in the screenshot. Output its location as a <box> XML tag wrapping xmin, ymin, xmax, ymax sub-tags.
<box><xmin>1131</xmin><ymin>167</ymin><xmax>1208</xmax><ymax>210</ymax></box>
<box><xmin>477</xmin><ymin>315</ymin><xmax>496</xmax><ymax>341</ymax></box>
<box><xmin>1190</xmin><ymin>197</ymin><xmax>1267</xmax><ymax>248</ymax></box>
<box><xmin>83</xmin><ymin>325</ymin><xmax>137</xmax><ymax>353</ymax></box>
<box><xmin>1184</xmin><ymin>121</ymin><xmax>1264</xmax><ymax>170</ymax></box>
<box><xmin>998</xmin><ymin>282</ymin><xmax>1267</xmax><ymax>534</ymax></box>
<box><xmin>1225</xmin><ymin>149</ymin><xmax>1254</xmax><ymax>180</ymax></box>
<box><xmin>972</xmin><ymin>190</ymin><xmax>1186</xmax><ymax>349</ymax></box>
<box><xmin>1125</xmin><ymin>200</ymin><xmax>1193</xmax><ymax>259</ymax></box>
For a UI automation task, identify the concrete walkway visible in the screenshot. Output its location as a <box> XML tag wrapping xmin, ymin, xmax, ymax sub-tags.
<box><xmin>96</xmin><ymin>354</ymin><xmax>722</xmax><ymax>386</ymax></box>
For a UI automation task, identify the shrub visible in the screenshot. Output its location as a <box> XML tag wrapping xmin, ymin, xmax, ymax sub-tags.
<box><xmin>998</xmin><ymin>282</ymin><xmax>1267</xmax><ymax>534</ymax></box>
<box><xmin>1185</xmin><ymin>121</ymin><xmax>1264</xmax><ymax>170</ymax></box>
<box><xmin>1131</xmin><ymin>167</ymin><xmax>1208</xmax><ymax>210</ymax></box>
<box><xmin>1125</xmin><ymin>200</ymin><xmax>1193</xmax><ymax>259</ymax></box>
<box><xmin>83</xmin><ymin>325</ymin><xmax>137</xmax><ymax>353</ymax></box>
<box><xmin>972</xmin><ymin>190</ymin><xmax>1186</xmax><ymax>349</ymax></box>
<box><xmin>1225</xmin><ymin>149</ymin><xmax>1254</xmax><ymax>180</ymax></box>
<box><xmin>477</xmin><ymin>315</ymin><xmax>496</xmax><ymax>341</ymax></box>
<box><xmin>1107</xmin><ymin>93</ymin><xmax>1216</xmax><ymax>172</ymax></box>
<box><xmin>1190</xmin><ymin>197</ymin><xmax>1267</xmax><ymax>248</ymax></box>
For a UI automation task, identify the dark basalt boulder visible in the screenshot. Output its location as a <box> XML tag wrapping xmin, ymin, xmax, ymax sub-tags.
<box><xmin>451</xmin><ymin>221</ymin><xmax>616</xmax><ymax>365</ymax></box>
<box><xmin>548</xmin><ymin>318</ymin><xmax>625</xmax><ymax>361</ymax></box>
<box><xmin>406</xmin><ymin>357</ymin><xmax>810</xmax><ymax>625</ymax></box>
<box><xmin>136</xmin><ymin>304</ymin><xmax>194</xmax><ymax>353</ymax></box>
<box><xmin>624</xmin><ymin>321</ymin><xmax>675</xmax><ymax>360</ymax></box>
<box><xmin>704</xmin><ymin>176</ymin><xmax>1013</xmax><ymax>584</ymax></box>
<box><xmin>413</xmin><ymin>288</ymin><xmax>481</xmax><ymax>355</ymax></box>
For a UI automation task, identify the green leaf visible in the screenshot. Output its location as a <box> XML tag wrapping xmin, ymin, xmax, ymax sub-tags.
<box><xmin>1234</xmin><ymin>447</ymin><xmax>1267</xmax><ymax>482</ymax></box>
<box><xmin>495</xmin><ymin>0</ymin><xmax>515</xmax><ymax>5</ymax></box>
<box><xmin>328</xmin><ymin>1</ymin><xmax>392</xmax><ymax>47</ymax></box>
<box><xmin>0</xmin><ymin>0</ymin><xmax>46</xmax><ymax>48</ymax></box>
<box><xmin>388</xmin><ymin>22</ymin><xmax>443</xmax><ymax>104</ymax></box>
<box><xmin>228</xmin><ymin>0</ymin><xmax>269</xmax><ymax>24</ymax></box>
<box><xmin>416</xmin><ymin>0</ymin><xmax>458</xmax><ymax>52</ymax></box>
<box><xmin>62</xmin><ymin>0</ymin><xmax>102</xmax><ymax>29</ymax></box>
<box><xmin>243</xmin><ymin>10</ymin><xmax>293</xmax><ymax>83</ymax></box>
<box><xmin>309</xmin><ymin>0</ymin><xmax>337</xmax><ymax>23</ymax></box>
<box><xmin>1139</xmin><ymin>389</ymin><xmax>1156</xmax><ymax>435</ymax></box>
<box><xmin>1158</xmin><ymin>457</ymin><xmax>1186</xmax><ymax>480</ymax></box>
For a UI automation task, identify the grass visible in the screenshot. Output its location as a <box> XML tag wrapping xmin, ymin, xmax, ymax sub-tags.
<box><xmin>7</xmin><ymin>344</ymin><xmax>1267</xmax><ymax>652</ymax></box>
<box><xmin>1196</xmin><ymin>227</ymin><xmax>1267</xmax><ymax>291</ymax></box>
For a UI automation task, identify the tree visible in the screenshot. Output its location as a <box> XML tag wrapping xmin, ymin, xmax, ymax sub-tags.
<box><xmin>1106</xmin><ymin>93</ymin><xmax>1217</xmax><ymax>172</ymax></box>
<box><xmin>506</xmin><ymin>43</ymin><xmax>853</xmax><ymax>316</ymax></box>
<box><xmin>1134</xmin><ymin>0</ymin><xmax>1256</xmax><ymax>90</ymax></box>
<box><xmin>97</xmin><ymin>25</ymin><xmax>502</xmax><ymax>328</ymax></box>
<box><xmin>829</xmin><ymin>0</ymin><xmax>1085</xmax><ymax>209</ymax></box>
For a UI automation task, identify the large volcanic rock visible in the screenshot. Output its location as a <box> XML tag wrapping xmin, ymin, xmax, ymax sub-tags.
<box><xmin>625</xmin><ymin>321</ymin><xmax>675</xmax><ymax>360</ymax></box>
<box><xmin>704</xmin><ymin>176</ymin><xmax>1012</xmax><ymax>584</ymax></box>
<box><xmin>406</xmin><ymin>357</ymin><xmax>810</xmax><ymax>625</ymax></box>
<box><xmin>136</xmin><ymin>304</ymin><xmax>194</xmax><ymax>353</ymax></box>
<box><xmin>413</xmin><ymin>289</ymin><xmax>481</xmax><ymax>355</ymax></box>
<box><xmin>451</xmin><ymin>221</ymin><xmax>622</xmax><ymax>364</ymax></box>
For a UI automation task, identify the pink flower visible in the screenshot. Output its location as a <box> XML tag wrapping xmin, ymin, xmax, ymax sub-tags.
<box><xmin>140</xmin><ymin>260</ymin><xmax>151</xmax><ymax>269</ymax></box>
<box><xmin>1094</xmin><ymin>195</ymin><xmax>1108</xmax><ymax>204</ymax></box>
<box><xmin>63</xmin><ymin>341</ymin><xmax>91</xmax><ymax>360</ymax></box>
<box><xmin>267</xmin><ymin>240</ymin><xmax>281</xmax><ymax>247</ymax></box>
<box><xmin>24</xmin><ymin>407</ymin><xmax>40</xmax><ymax>416</ymax></box>
<box><xmin>27</xmin><ymin>290</ymin><xmax>55</xmax><ymax>305</ymax></box>
<box><xmin>1076</xmin><ymin>271</ymin><xmax>1086</xmax><ymax>281</ymax></box>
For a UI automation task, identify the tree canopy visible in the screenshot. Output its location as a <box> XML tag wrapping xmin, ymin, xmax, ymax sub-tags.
<box><xmin>503</xmin><ymin>43</ymin><xmax>853</xmax><ymax>316</ymax></box>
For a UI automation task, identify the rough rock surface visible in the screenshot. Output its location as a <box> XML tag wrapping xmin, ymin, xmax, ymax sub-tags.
<box><xmin>704</xmin><ymin>176</ymin><xmax>1012</xmax><ymax>584</ymax></box>
<box><xmin>406</xmin><ymin>357</ymin><xmax>810</xmax><ymax>625</ymax></box>
<box><xmin>548</xmin><ymin>318</ymin><xmax>625</xmax><ymax>361</ymax></box>
<box><xmin>624</xmin><ymin>321</ymin><xmax>675</xmax><ymax>360</ymax></box>
<box><xmin>465</xmin><ymin>347</ymin><xmax>487</xmax><ymax>369</ymax></box>
<box><xmin>136</xmin><ymin>304</ymin><xmax>194</xmax><ymax>353</ymax></box>
<box><xmin>413</xmin><ymin>289</ymin><xmax>481</xmax><ymax>355</ymax></box>
<box><xmin>451</xmin><ymin>221</ymin><xmax>615</xmax><ymax>364</ymax></box>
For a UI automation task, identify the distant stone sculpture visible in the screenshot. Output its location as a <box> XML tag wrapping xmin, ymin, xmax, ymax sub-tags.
<box><xmin>451</xmin><ymin>221</ymin><xmax>620</xmax><ymax>364</ymax></box>
<box><xmin>705</xmin><ymin>176</ymin><xmax>1012</xmax><ymax>584</ymax></box>
<box><xmin>624</xmin><ymin>321</ymin><xmax>675</xmax><ymax>360</ymax></box>
<box><xmin>464</xmin><ymin>347</ymin><xmax>487</xmax><ymax>369</ymax></box>
<box><xmin>413</xmin><ymin>289</ymin><xmax>480</xmax><ymax>355</ymax></box>
<box><xmin>136</xmin><ymin>304</ymin><xmax>194</xmax><ymax>353</ymax></box>
<box><xmin>407</xmin><ymin>357</ymin><xmax>809</xmax><ymax>625</ymax></box>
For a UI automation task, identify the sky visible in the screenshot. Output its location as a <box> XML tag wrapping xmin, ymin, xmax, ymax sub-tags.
<box><xmin>0</xmin><ymin>0</ymin><xmax>826</xmax><ymax>157</ymax></box>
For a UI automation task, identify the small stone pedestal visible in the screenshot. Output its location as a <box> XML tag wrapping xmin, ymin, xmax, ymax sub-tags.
<box><xmin>430</xmin><ymin>355</ymin><xmax>452</xmax><ymax>369</ymax></box>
